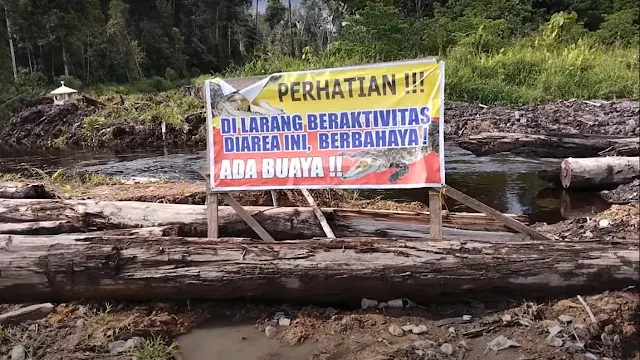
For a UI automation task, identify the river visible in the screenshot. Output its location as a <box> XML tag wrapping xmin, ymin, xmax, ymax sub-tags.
<box><xmin>0</xmin><ymin>143</ymin><xmax>610</xmax><ymax>224</ymax></box>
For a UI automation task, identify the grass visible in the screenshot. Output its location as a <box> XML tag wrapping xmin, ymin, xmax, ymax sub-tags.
<box><xmin>80</xmin><ymin>90</ymin><xmax>203</xmax><ymax>138</ymax></box>
<box><xmin>1</xmin><ymin>169</ymin><xmax>122</xmax><ymax>196</ymax></box>
<box><xmin>133</xmin><ymin>335</ymin><xmax>179</xmax><ymax>360</ymax></box>
<box><xmin>206</xmin><ymin>40</ymin><xmax>638</xmax><ymax>105</ymax></box>
<box><xmin>0</xmin><ymin>326</ymin><xmax>11</xmax><ymax>345</ymax></box>
<box><xmin>445</xmin><ymin>39</ymin><xmax>639</xmax><ymax>104</ymax></box>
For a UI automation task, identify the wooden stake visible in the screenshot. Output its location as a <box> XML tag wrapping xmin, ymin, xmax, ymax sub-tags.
<box><xmin>301</xmin><ymin>189</ymin><xmax>336</xmax><ymax>238</ymax></box>
<box><xmin>577</xmin><ymin>295</ymin><xmax>598</xmax><ymax>324</ymax></box>
<box><xmin>221</xmin><ymin>193</ymin><xmax>275</xmax><ymax>242</ymax></box>
<box><xmin>207</xmin><ymin>187</ymin><xmax>218</xmax><ymax>239</ymax></box>
<box><xmin>203</xmin><ymin>88</ymin><xmax>218</xmax><ymax>239</ymax></box>
<box><xmin>429</xmin><ymin>189</ymin><xmax>443</xmax><ymax>239</ymax></box>
<box><xmin>443</xmin><ymin>186</ymin><xmax>552</xmax><ymax>241</ymax></box>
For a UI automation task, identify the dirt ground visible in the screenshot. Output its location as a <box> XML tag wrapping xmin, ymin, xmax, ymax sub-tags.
<box><xmin>445</xmin><ymin>99</ymin><xmax>639</xmax><ymax>138</ymax></box>
<box><xmin>1</xmin><ymin>98</ymin><xmax>637</xmax><ymax>153</ymax></box>
<box><xmin>1</xmin><ymin>291</ymin><xmax>638</xmax><ymax>360</ymax></box>
<box><xmin>534</xmin><ymin>203</ymin><xmax>640</xmax><ymax>242</ymax></box>
<box><xmin>601</xmin><ymin>180</ymin><xmax>640</xmax><ymax>205</ymax></box>
<box><xmin>76</xmin><ymin>181</ymin><xmax>429</xmax><ymax>211</ymax></box>
<box><xmin>0</xmin><ymin>99</ymin><xmax>204</xmax><ymax>152</ymax></box>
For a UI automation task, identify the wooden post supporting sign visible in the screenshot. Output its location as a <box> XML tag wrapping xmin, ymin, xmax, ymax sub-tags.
<box><xmin>429</xmin><ymin>189</ymin><xmax>443</xmax><ymax>239</ymax></box>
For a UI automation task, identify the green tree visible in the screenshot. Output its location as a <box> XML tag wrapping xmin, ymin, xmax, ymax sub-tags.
<box><xmin>107</xmin><ymin>0</ymin><xmax>144</xmax><ymax>81</ymax></box>
<box><xmin>264</xmin><ymin>0</ymin><xmax>286</xmax><ymax>28</ymax></box>
<box><xmin>338</xmin><ymin>3</ymin><xmax>415</xmax><ymax>61</ymax></box>
<box><xmin>596</xmin><ymin>9</ymin><xmax>639</xmax><ymax>45</ymax></box>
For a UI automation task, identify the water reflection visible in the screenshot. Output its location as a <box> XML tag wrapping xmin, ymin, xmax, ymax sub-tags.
<box><xmin>0</xmin><ymin>144</ymin><xmax>609</xmax><ymax>224</ymax></box>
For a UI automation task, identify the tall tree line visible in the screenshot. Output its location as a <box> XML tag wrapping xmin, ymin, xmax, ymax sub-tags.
<box><xmin>1</xmin><ymin>0</ymin><xmax>637</xmax><ymax>86</ymax></box>
<box><xmin>0</xmin><ymin>0</ymin><xmax>256</xmax><ymax>85</ymax></box>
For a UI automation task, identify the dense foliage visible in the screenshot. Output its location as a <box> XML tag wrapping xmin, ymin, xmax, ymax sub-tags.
<box><xmin>0</xmin><ymin>0</ymin><xmax>638</xmax><ymax>109</ymax></box>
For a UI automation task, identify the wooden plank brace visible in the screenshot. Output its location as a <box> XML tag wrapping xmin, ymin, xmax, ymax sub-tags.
<box><xmin>301</xmin><ymin>189</ymin><xmax>336</xmax><ymax>238</ymax></box>
<box><xmin>221</xmin><ymin>193</ymin><xmax>276</xmax><ymax>242</ymax></box>
<box><xmin>443</xmin><ymin>185</ymin><xmax>552</xmax><ymax>241</ymax></box>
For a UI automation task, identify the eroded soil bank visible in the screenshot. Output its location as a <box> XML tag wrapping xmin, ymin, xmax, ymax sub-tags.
<box><xmin>446</xmin><ymin>100</ymin><xmax>639</xmax><ymax>137</ymax></box>
<box><xmin>0</xmin><ymin>97</ymin><xmax>637</xmax><ymax>152</ymax></box>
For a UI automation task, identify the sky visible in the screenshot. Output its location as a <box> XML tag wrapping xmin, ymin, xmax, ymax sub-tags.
<box><xmin>250</xmin><ymin>0</ymin><xmax>302</xmax><ymax>13</ymax></box>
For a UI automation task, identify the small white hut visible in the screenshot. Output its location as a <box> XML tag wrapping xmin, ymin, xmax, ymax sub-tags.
<box><xmin>50</xmin><ymin>81</ymin><xmax>78</xmax><ymax>105</ymax></box>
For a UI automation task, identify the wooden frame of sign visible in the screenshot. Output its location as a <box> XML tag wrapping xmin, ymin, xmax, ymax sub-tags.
<box><xmin>202</xmin><ymin>76</ymin><xmax>551</xmax><ymax>242</ymax></box>
<box><xmin>200</xmin><ymin>167</ymin><xmax>335</xmax><ymax>242</ymax></box>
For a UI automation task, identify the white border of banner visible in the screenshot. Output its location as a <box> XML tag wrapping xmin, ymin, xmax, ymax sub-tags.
<box><xmin>204</xmin><ymin>57</ymin><xmax>445</xmax><ymax>191</ymax></box>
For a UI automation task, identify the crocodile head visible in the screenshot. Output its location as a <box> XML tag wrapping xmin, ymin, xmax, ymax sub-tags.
<box><xmin>341</xmin><ymin>157</ymin><xmax>389</xmax><ymax>181</ymax></box>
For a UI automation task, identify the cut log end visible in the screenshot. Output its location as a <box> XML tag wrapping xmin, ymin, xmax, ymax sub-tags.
<box><xmin>561</xmin><ymin>158</ymin><xmax>573</xmax><ymax>189</ymax></box>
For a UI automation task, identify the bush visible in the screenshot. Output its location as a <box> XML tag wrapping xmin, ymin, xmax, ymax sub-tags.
<box><xmin>189</xmin><ymin>67</ymin><xmax>202</xmax><ymax>78</ymax></box>
<box><xmin>0</xmin><ymin>69</ymin><xmax>47</xmax><ymax>122</ymax></box>
<box><xmin>596</xmin><ymin>9</ymin><xmax>640</xmax><ymax>46</ymax></box>
<box><xmin>164</xmin><ymin>68</ymin><xmax>180</xmax><ymax>82</ymax></box>
<box><xmin>89</xmin><ymin>76</ymin><xmax>177</xmax><ymax>95</ymax></box>
<box><xmin>56</xmin><ymin>75</ymin><xmax>83</xmax><ymax>90</ymax></box>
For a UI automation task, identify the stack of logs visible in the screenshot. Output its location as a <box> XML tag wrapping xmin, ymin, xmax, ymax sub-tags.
<box><xmin>0</xmin><ymin>181</ymin><xmax>638</xmax><ymax>304</ymax></box>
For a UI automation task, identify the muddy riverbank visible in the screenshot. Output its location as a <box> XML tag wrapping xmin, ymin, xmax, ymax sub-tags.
<box><xmin>446</xmin><ymin>99</ymin><xmax>639</xmax><ymax>137</ymax></box>
<box><xmin>0</xmin><ymin>96</ymin><xmax>637</xmax><ymax>153</ymax></box>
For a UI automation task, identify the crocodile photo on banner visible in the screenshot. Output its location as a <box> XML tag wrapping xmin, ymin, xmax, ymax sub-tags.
<box><xmin>204</xmin><ymin>58</ymin><xmax>445</xmax><ymax>191</ymax></box>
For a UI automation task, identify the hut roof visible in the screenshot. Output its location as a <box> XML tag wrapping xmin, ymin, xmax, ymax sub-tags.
<box><xmin>50</xmin><ymin>81</ymin><xmax>78</xmax><ymax>95</ymax></box>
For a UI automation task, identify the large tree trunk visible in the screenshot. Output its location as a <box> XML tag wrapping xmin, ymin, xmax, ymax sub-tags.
<box><xmin>4</xmin><ymin>4</ymin><xmax>18</xmax><ymax>82</ymax></box>
<box><xmin>0</xmin><ymin>182</ymin><xmax>56</xmax><ymax>199</ymax></box>
<box><xmin>456</xmin><ymin>132</ymin><xmax>640</xmax><ymax>158</ymax></box>
<box><xmin>561</xmin><ymin>157</ymin><xmax>640</xmax><ymax>190</ymax></box>
<box><xmin>62</xmin><ymin>39</ymin><xmax>69</xmax><ymax>77</ymax></box>
<box><xmin>0</xmin><ymin>234</ymin><xmax>637</xmax><ymax>303</ymax></box>
<box><xmin>0</xmin><ymin>199</ymin><xmax>529</xmax><ymax>241</ymax></box>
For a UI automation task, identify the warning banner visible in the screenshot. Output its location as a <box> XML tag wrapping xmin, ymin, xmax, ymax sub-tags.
<box><xmin>204</xmin><ymin>58</ymin><xmax>445</xmax><ymax>191</ymax></box>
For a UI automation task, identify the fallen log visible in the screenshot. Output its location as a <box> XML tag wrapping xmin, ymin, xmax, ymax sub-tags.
<box><xmin>561</xmin><ymin>156</ymin><xmax>640</xmax><ymax>190</ymax></box>
<box><xmin>0</xmin><ymin>182</ymin><xmax>55</xmax><ymax>199</ymax></box>
<box><xmin>600</xmin><ymin>141</ymin><xmax>640</xmax><ymax>157</ymax></box>
<box><xmin>0</xmin><ymin>303</ymin><xmax>54</xmax><ymax>325</ymax></box>
<box><xmin>456</xmin><ymin>132</ymin><xmax>640</xmax><ymax>158</ymax></box>
<box><xmin>81</xmin><ymin>94</ymin><xmax>106</xmax><ymax>108</ymax></box>
<box><xmin>0</xmin><ymin>199</ymin><xmax>529</xmax><ymax>240</ymax></box>
<box><xmin>0</xmin><ymin>235</ymin><xmax>637</xmax><ymax>303</ymax></box>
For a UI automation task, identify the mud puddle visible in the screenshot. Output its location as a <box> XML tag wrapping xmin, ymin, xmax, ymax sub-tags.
<box><xmin>177</xmin><ymin>321</ymin><xmax>315</xmax><ymax>360</ymax></box>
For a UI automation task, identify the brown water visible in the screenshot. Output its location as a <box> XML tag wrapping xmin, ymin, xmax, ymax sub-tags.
<box><xmin>176</xmin><ymin>321</ymin><xmax>315</xmax><ymax>360</ymax></box>
<box><xmin>0</xmin><ymin>143</ymin><xmax>611</xmax><ymax>224</ymax></box>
